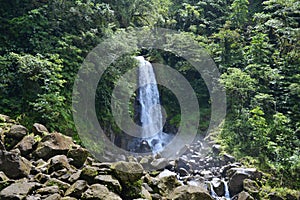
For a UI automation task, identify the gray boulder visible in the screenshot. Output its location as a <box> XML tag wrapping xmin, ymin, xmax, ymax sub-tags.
<box><xmin>0</xmin><ymin>150</ymin><xmax>32</xmax><ymax>179</ymax></box>
<box><xmin>81</xmin><ymin>184</ymin><xmax>122</xmax><ymax>200</ymax></box>
<box><xmin>33</xmin><ymin>123</ymin><xmax>49</xmax><ymax>136</ymax></box>
<box><xmin>0</xmin><ymin>181</ymin><xmax>39</xmax><ymax>200</ymax></box>
<box><xmin>111</xmin><ymin>161</ymin><xmax>144</xmax><ymax>182</ymax></box>
<box><xmin>167</xmin><ymin>185</ymin><xmax>213</xmax><ymax>200</ymax></box>
<box><xmin>14</xmin><ymin>135</ymin><xmax>36</xmax><ymax>157</ymax></box>
<box><xmin>34</xmin><ymin>132</ymin><xmax>75</xmax><ymax>160</ymax></box>
<box><xmin>67</xmin><ymin>145</ymin><xmax>89</xmax><ymax>168</ymax></box>
<box><xmin>95</xmin><ymin>175</ymin><xmax>122</xmax><ymax>194</ymax></box>
<box><xmin>65</xmin><ymin>180</ymin><xmax>88</xmax><ymax>198</ymax></box>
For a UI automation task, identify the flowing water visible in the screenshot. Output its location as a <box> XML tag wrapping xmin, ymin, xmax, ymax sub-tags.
<box><xmin>127</xmin><ymin>56</ymin><xmax>172</xmax><ymax>153</ymax></box>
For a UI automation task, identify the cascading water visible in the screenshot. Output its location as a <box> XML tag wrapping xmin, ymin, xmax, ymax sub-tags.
<box><xmin>127</xmin><ymin>56</ymin><xmax>172</xmax><ymax>153</ymax></box>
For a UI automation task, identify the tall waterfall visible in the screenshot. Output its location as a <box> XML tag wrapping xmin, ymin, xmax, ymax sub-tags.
<box><xmin>128</xmin><ymin>56</ymin><xmax>172</xmax><ymax>153</ymax></box>
<box><xmin>136</xmin><ymin>56</ymin><xmax>163</xmax><ymax>138</ymax></box>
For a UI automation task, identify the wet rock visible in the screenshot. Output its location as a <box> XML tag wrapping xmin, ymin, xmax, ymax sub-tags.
<box><xmin>167</xmin><ymin>185</ymin><xmax>213</xmax><ymax>200</ymax></box>
<box><xmin>223</xmin><ymin>154</ymin><xmax>235</xmax><ymax>163</ymax></box>
<box><xmin>81</xmin><ymin>184</ymin><xmax>122</xmax><ymax>200</ymax></box>
<box><xmin>220</xmin><ymin>163</ymin><xmax>242</xmax><ymax>177</ymax></box>
<box><xmin>228</xmin><ymin>172</ymin><xmax>249</xmax><ymax>196</ymax></box>
<box><xmin>33</xmin><ymin>123</ymin><xmax>49</xmax><ymax>136</ymax></box>
<box><xmin>211</xmin><ymin>178</ymin><xmax>225</xmax><ymax>196</ymax></box>
<box><xmin>212</xmin><ymin>144</ymin><xmax>222</xmax><ymax>154</ymax></box>
<box><xmin>95</xmin><ymin>175</ymin><xmax>122</xmax><ymax>193</ymax></box>
<box><xmin>227</xmin><ymin>168</ymin><xmax>262</xmax><ymax>180</ymax></box>
<box><xmin>200</xmin><ymin>170</ymin><xmax>213</xmax><ymax>180</ymax></box>
<box><xmin>65</xmin><ymin>180</ymin><xmax>88</xmax><ymax>198</ymax></box>
<box><xmin>67</xmin><ymin>145</ymin><xmax>89</xmax><ymax>168</ymax></box>
<box><xmin>14</xmin><ymin>135</ymin><xmax>36</xmax><ymax>157</ymax></box>
<box><xmin>179</xmin><ymin>167</ymin><xmax>189</xmax><ymax>177</ymax></box>
<box><xmin>176</xmin><ymin>157</ymin><xmax>190</xmax><ymax>171</ymax></box>
<box><xmin>34</xmin><ymin>132</ymin><xmax>74</xmax><ymax>160</ymax></box>
<box><xmin>0</xmin><ymin>181</ymin><xmax>39</xmax><ymax>200</ymax></box>
<box><xmin>0</xmin><ymin>150</ymin><xmax>32</xmax><ymax>179</ymax></box>
<box><xmin>111</xmin><ymin>161</ymin><xmax>144</xmax><ymax>182</ymax></box>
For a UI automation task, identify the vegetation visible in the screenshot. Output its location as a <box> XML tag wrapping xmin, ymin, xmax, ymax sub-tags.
<box><xmin>0</xmin><ymin>0</ymin><xmax>299</xmax><ymax>193</ymax></box>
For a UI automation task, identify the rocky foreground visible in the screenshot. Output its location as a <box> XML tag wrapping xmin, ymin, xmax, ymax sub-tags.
<box><xmin>0</xmin><ymin>114</ymin><xmax>299</xmax><ymax>200</ymax></box>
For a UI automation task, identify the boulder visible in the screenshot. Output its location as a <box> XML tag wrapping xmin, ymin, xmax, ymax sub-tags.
<box><xmin>150</xmin><ymin>158</ymin><xmax>168</xmax><ymax>170</ymax></box>
<box><xmin>0</xmin><ymin>114</ymin><xmax>10</xmax><ymax>122</ymax></box>
<box><xmin>228</xmin><ymin>168</ymin><xmax>262</xmax><ymax>196</ymax></box>
<box><xmin>167</xmin><ymin>185</ymin><xmax>214</xmax><ymax>200</ymax></box>
<box><xmin>211</xmin><ymin>178</ymin><xmax>225</xmax><ymax>196</ymax></box>
<box><xmin>227</xmin><ymin>168</ymin><xmax>262</xmax><ymax>180</ymax></box>
<box><xmin>0</xmin><ymin>150</ymin><xmax>32</xmax><ymax>179</ymax></box>
<box><xmin>33</xmin><ymin>123</ymin><xmax>49</xmax><ymax>136</ymax></box>
<box><xmin>80</xmin><ymin>166</ymin><xmax>99</xmax><ymax>184</ymax></box>
<box><xmin>95</xmin><ymin>175</ymin><xmax>122</xmax><ymax>193</ymax></box>
<box><xmin>228</xmin><ymin>171</ymin><xmax>249</xmax><ymax>196</ymax></box>
<box><xmin>223</xmin><ymin>153</ymin><xmax>235</xmax><ymax>163</ymax></box>
<box><xmin>65</xmin><ymin>180</ymin><xmax>88</xmax><ymax>198</ymax></box>
<box><xmin>47</xmin><ymin>155</ymin><xmax>72</xmax><ymax>174</ymax></box>
<box><xmin>81</xmin><ymin>184</ymin><xmax>122</xmax><ymax>200</ymax></box>
<box><xmin>14</xmin><ymin>135</ymin><xmax>36</xmax><ymax>157</ymax></box>
<box><xmin>111</xmin><ymin>161</ymin><xmax>144</xmax><ymax>183</ymax></box>
<box><xmin>67</xmin><ymin>145</ymin><xmax>89</xmax><ymax>168</ymax></box>
<box><xmin>34</xmin><ymin>132</ymin><xmax>74</xmax><ymax>160</ymax></box>
<box><xmin>4</xmin><ymin>125</ymin><xmax>28</xmax><ymax>149</ymax></box>
<box><xmin>0</xmin><ymin>181</ymin><xmax>39</xmax><ymax>200</ymax></box>
<box><xmin>212</xmin><ymin>144</ymin><xmax>222</xmax><ymax>154</ymax></box>
<box><xmin>157</xmin><ymin>170</ymin><xmax>182</xmax><ymax>196</ymax></box>
<box><xmin>6</xmin><ymin>125</ymin><xmax>27</xmax><ymax>140</ymax></box>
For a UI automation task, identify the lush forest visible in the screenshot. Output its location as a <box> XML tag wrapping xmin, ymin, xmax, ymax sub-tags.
<box><xmin>0</xmin><ymin>0</ymin><xmax>299</xmax><ymax>195</ymax></box>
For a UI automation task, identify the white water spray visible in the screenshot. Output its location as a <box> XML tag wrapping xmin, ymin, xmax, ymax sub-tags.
<box><xmin>130</xmin><ymin>56</ymin><xmax>172</xmax><ymax>153</ymax></box>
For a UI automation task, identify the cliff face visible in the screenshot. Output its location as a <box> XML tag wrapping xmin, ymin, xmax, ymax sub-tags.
<box><xmin>0</xmin><ymin>114</ymin><xmax>298</xmax><ymax>200</ymax></box>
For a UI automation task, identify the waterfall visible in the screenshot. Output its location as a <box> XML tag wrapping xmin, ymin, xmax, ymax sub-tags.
<box><xmin>127</xmin><ymin>56</ymin><xmax>172</xmax><ymax>153</ymax></box>
<box><xmin>136</xmin><ymin>56</ymin><xmax>163</xmax><ymax>138</ymax></box>
<box><xmin>223</xmin><ymin>179</ymin><xmax>231</xmax><ymax>200</ymax></box>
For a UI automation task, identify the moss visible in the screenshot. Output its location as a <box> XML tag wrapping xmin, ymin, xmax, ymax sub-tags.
<box><xmin>260</xmin><ymin>185</ymin><xmax>300</xmax><ymax>200</ymax></box>
<box><xmin>121</xmin><ymin>179</ymin><xmax>143</xmax><ymax>199</ymax></box>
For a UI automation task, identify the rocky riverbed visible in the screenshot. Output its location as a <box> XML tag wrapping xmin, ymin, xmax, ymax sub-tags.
<box><xmin>0</xmin><ymin>114</ymin><xmax>299</xmax><ymax>200</ymax></box>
